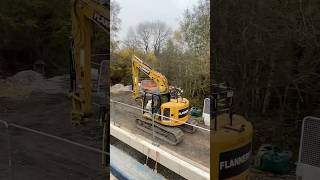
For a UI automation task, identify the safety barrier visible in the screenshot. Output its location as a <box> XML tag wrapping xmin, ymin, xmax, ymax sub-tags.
<box><xmin>110</xmin><ymin>99</ymin><xmax>210</xmax><ymax>138</ymax></box>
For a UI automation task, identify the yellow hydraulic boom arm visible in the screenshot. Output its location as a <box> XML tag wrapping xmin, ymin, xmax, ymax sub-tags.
<box><xmin>70</xmin><ymin>0</ymin><xmax>109</xmax><ymax>123</ymax></box>
<box><xmin>131</xmin><ymin>55</ymin><xmax>169</xmax><ymax>99</ymax></box>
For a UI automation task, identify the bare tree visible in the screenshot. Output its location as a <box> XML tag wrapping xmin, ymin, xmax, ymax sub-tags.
<box><xmin>135</xmin><ymin>21</ymin><xmax>172</xmax><ymax>55</ymax></box>
<box><xmin>180</xmin><ymin>0</ymin><xmax>209</xmax><ymax>57</ymax></box>
<box><xmin>123</xmin><ymin>27</ymin><xmax>141</xmax><ymax>52</ymax></box>
<box><xmin>151</xmin><ymin>21</ymin><xmax>172</xmax><ymax>56</ymax></box>
<box><xmin>136</xmin><ymin>22</ymin><xmax>153</xmax><ymax>53</ymax></box>
<box><xmin>110</xmin><ymin>0</ymin><xmax>121</xmax><ymax>51</ymax></box>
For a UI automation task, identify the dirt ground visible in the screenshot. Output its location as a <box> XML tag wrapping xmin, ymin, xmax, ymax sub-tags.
<box><xmin>0</xmin><ymin>92</ymin><xmax>108</xmax><ymax>180</ymax></box>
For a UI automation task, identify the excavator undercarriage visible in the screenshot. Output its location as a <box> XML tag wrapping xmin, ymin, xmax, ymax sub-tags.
<box><xmin>135</xmin><ymin>115</ymin><xmax>197</xmax><ymax>145</ymax></box>
<box><xmin>136</xmin><ymin>118</ymin><xmax>184</xmax><ymax>145</ymax></box>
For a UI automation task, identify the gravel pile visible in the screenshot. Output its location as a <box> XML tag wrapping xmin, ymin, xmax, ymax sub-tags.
<box><xmin>0</xmin><ymin>70</ymin><xmax>67</xmax><ymax>99</ymax></box>
<box><xmin>110</xmin><ymin>84</ymin><xmax>131</xmax><ymax>94</ymax></box>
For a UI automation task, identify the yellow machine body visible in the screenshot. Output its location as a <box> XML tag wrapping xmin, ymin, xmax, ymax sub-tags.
<box><xmin>158</xmin><ymin>98</ymin><xmax>190</xmax><ymax>126</ymax></box>
<box><xmin>211</xmin><ymin>113</ymin><xmax>253</xmax><ymax>180</ymax></box>
<box><xmin>70</xmin><ymin>0</ymin><xmax>109</xmax><ymax>123</ymax></box>
<box><xmin>142</xmin><ymin>96</ymin><xmax>190</xmax><ymax>127</ymax></box>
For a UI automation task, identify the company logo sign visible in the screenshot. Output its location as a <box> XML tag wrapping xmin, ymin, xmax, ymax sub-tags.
<box><xmin>178</xmin><ymin>108</ymin><xmax>189</xmax><ymax>118</ymax></box>
<box><xmin>219</xmin><ymin>142</ymin><xmax>252</xmax><ymax>179</ymax></box>
<box><xmin>93</xmin><ymin>12</ymin><xmax>108</xmax><ymax>30</ymax></box>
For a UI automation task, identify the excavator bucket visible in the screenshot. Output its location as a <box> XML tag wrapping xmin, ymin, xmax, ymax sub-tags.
<box><xmin>140</xmin><ymin>79</ymin><xmax>159</xmax><ymax>93</ymax></box>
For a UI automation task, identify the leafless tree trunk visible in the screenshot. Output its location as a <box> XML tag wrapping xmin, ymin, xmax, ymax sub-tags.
<box><xmin>262</xmin><ymin>58</ymin><xmax>275</xmax><ymax>114</ymax></box>
<box><xmin>137</xmin><ymin>22</ymin><xmax>152</xmax><ymax>53</ymax></box>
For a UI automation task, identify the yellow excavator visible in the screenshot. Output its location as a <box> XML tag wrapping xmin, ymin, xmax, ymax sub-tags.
<box><xmin>69</xmin><ymin>0</ymin><xmax>109</xmax><ymax>167</ymax></box>
<box><xmin>131</xmin><ymin>55</ymin><xmax>197</xmax><ymax>145</ymax></box>
<box><xmin>69</xmin><ymin>0</ymin><xmax>109</xmax><ymax>124</ymax></box>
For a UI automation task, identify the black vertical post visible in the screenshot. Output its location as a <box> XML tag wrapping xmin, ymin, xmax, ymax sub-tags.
<box><xmin>105</xmin><ymin>2</ymin><xmax>110</xmax><ymax>166</ymax></box>
<box><xmin>229</xmin><ymin>92</ymin><xmax>233</xmax><ymax>126</ymax></box>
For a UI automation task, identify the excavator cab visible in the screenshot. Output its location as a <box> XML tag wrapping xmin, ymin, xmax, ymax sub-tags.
<box><xmin>141</xmin><ymin>90</ymin><xmax>192</xmax><ymax>127</ymax></box>
<box><xmin>142</xmin><ymin>91</ymin><xmax>170</xmax><ymax>119</ymax></box>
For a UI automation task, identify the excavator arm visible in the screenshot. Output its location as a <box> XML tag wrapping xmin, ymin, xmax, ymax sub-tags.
<box><xmin>70</xmin><ymin>0</ymin><xmax>109</xmax><ymax>123</ymax></box>
<box><xmin>131</xmin><ymin>55</ymin><xmax>169</xmax><ymax>99</ymax></box>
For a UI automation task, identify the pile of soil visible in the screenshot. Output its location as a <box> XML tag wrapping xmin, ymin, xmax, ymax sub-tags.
<box><xmin>110</xmin><ymin>84</ymin><xmax>131</xmax><ymax>94</ymax></box>
<box><xmin>0</xmin><ymin>70</ymin><xmax>66</xmax><ymax>99</ymax></box>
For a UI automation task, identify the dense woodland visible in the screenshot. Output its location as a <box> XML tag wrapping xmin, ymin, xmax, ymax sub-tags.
<box><xmin>213</xmin><ymin>1</ymin><xmax>320</xmax><ymax>154</ymax></box>
<box><xmin>0</xmin><ymin>0</ymin><xmax>71</xmax><ymax>77</ymax></box>
<box><xmin>0</xmin><ymin>0</ymin><xmax>108</xmax><ymax>77</ymax></box>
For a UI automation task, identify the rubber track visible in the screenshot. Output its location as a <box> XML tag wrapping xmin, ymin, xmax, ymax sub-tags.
<box><xmin>136</xmin><ymin>118</ymin><xmax>184</xmax><ymax>145</ymax></box>
<box><xmin>178</xmin><ymin>118</ymin><xmax>198</xmax><ymax>133</ymax></box>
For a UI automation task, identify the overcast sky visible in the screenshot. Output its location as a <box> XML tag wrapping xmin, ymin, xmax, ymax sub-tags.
<box><xmin>115</xmin><ymin>0</ymin><xmax>198</xmax><ymax>42</ymax></box>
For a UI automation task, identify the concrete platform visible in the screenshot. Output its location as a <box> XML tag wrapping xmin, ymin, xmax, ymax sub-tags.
<box><xmin>110</xmin><ymin>123</ymin><xmax>209</xmax><ymax>180</ymax></box>
<box><xmin>110</xmin><ymin>145</ymin><xmax>166</xmax><ymax>180</ymax></box>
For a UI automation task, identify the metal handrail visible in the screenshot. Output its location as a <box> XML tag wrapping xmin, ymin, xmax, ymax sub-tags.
<box><xmin>110</xmin><ymin>99</ymin><xmax>210</xmax><ymax>132</ymax></box>
<box><xmin>97</xmin><ymin>60</ymin><xmax>108</xmax><ymax>94</ymax></box>
<box><xmin>9</xmin><ymin>123</ymin><xmax>109</xmax><ymax>156</ymax></box>
<box><xmin>0</xmin><ymin>119</ymin><xmax>109</xmax><ymax>180</ymax></box>
<box><xmin>0</xmin><ymin>120</ymin><xmax>13</xmax><ymax>180</ymax></box>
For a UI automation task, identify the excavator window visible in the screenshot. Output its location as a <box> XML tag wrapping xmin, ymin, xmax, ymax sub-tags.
<box><xmin>151</xmin><ymin>95</ymin><xmax>161</xmax><ymax>114</ymax></box>
<box><xmin>160</xmin><ymin>93</ymin><xmax>170</xmax><ymax>104</ymax></box>
<box><xmin>142</xmin><ymin>92</ymin><xmax>171</xmax><ymax>120</ymax></box>
<box><xmin>163</xmin><ymin>108</ymin><xmax>170</xmax><ymax>121</ymax></box>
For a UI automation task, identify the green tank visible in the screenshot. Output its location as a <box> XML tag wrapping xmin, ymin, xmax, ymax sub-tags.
<box><xmin>190</xmin><ymin>107</ymin><xmax>202</xmax><ymax>117</ymax></box>
<box><xmin>254</xmin><ymin>144</ymin><xmax>292</xmax><ymax>174</ymax></box>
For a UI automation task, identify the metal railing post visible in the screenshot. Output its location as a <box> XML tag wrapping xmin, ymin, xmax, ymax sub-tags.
<box><xmin>0</xmin><ymin>120</ymin><xmax>13</xmax><ymax>180</ymax></box>
<box><xmin>97</xmin><ymin>60</ymin><xmax>107</xmax><ymax>94</ymax></box>
<box><xmin>152</xmin><ymin>113</ymin><xmax>155</xmax><ymax>142</ymax></box>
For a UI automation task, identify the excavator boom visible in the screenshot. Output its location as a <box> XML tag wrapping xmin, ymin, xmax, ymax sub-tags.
<box><xmin>70</xmin><ymin>0</ymin><xmax>109</xmax><ymax>123</ymax></box>
<box><xmin>131</xmin><ymin>55</ymin><xmax>168</xmax><ymax>99</ymax></box>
